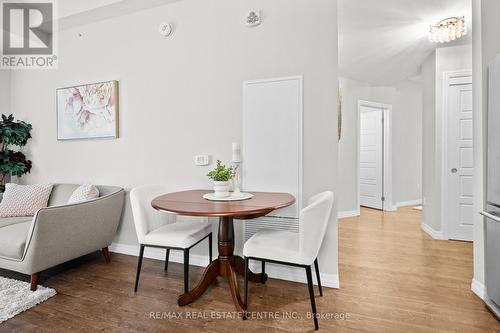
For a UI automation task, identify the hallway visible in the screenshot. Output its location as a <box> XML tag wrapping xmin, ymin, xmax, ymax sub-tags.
<box><xmin>338</xmin><ymin>207</ymin><xmax>498</xmax><ymax>332</ymax></box>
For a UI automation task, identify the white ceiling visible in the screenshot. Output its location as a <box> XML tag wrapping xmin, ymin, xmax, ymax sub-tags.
<box><xmin>55</xmin><ymin>0</ymin><xmax>180</xmax><ymax>31</ymax></box>
<box><xmin>339</xmin><ymin>0</ymin><xmax>472</xmax><ymax>85</ymax></box>
<box><xmin>57</xmin><ymin>0</ymin><xmax>123</xmax><ymax>19</ymax></box>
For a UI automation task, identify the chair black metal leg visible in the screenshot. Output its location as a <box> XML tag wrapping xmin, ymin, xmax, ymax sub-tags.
<box><xmin>261</xmin><ymin>260</ymin><xmax>266</xmax><ymax>283</ymax></box>
<box><xmin>184</xmin><ymin>249</ymin><xmax>190</xmax><ymax>293</ymax></box>
<box><xmin>244</xmin><ymin>257</ymin><xmax>249</xmax><ymax>311</ymax></box>
<box><xmin>164</xmin><ymin>248</ymin><xmax>170</xmax><ymax>271</ymax></box>
<box><xmin>134</xmin><ymin>245</ymin><xmax>145</xmax><ymax>292</ymax></box>
<box><xmin>208</xmin><ymin>233</ymin><xmax>213</xmax><ymax>264</ymax></box>
<box><xmin>306</xmin><ymin>266</ymin><xmax>319</xmax><ymax>330</ymax></box>
<box><xmin>314</xmin><ymin>258</ymin><xmax>323</xmax><ymax>296</ymax></box>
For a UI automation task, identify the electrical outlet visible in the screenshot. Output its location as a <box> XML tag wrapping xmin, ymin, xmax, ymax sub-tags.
<box><xmin>194</xmin><ymin>155</ymin><xmax>210</xmax><ymax>166</ymax></box>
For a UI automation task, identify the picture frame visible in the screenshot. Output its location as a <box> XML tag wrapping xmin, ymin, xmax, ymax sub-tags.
<box><xmin>56</xmin><ymin>80</ymin><xmax>119</xmax><ymax>140</ymax></box>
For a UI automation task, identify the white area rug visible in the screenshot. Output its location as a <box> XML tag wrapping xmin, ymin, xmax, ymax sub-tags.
<box><xmin>0</xmin><ymin>276</ymin><xmax>56</xmax><ymax>323</ymax></box>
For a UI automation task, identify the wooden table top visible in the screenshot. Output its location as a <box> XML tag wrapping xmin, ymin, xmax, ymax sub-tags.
<box><xmin>151</xmin><ymin>189</ymin><xmax>295</xmax><ymax>219</ymax></box>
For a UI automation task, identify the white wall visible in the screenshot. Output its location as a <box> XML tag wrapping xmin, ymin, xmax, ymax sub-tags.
<box><xmin>392</xmin><ymin>80</ymin><xmax>423</xmax><ymax>205</ymax></box>
<box><xmin>0</xmin><ymin>70</ymin><xmax>10</xmax><ymax>114</ymax></box>
<box><xmin>422</xmin><ymin>51</ymin><xmax>438</xmax><ymax>231</ymax></box>
<box><xmin>472</xmin><ymin>0</ymin><xmax>500</xmax><ymax>294</ymax></box>
<box><xmin>8</xmin><ymin>0</ymin><xmax>340</xmax><ymax>281</ymax></box>
<box><xmin>337</xmin><ymin>78</ymin><xmax>372</xmax><ymax>213</ymax></box>
<box><xmin>337</xmin><ymin>77</ymin><xmax>422</xmax><ymax>213</ymax></box>
<box><xmin>421</xmin><ymin>44</ymin><xmax>473</xmax><ymax>233</ymax></box>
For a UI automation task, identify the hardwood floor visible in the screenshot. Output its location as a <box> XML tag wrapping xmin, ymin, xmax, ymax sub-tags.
<box><xmin>1</xmin><ymin>207</ymin><xmax>499</xmax><ymax>332</ymax></box>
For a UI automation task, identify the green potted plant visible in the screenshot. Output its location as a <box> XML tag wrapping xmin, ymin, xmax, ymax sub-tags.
<box><xmin>0</xmin><ymin>114</ymin><xmax>33</xmax><ymax>192</ymax></box>
<box><xmin>207</xmin><ymin>160</ymin><xmax>235</xmax><ymax>198</ymax></box>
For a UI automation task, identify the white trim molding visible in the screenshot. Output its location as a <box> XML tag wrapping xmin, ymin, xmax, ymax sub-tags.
<box><xmin>395</xmin><ymin>199</ymin><xmax>422</xmax><ymax>208</ymax></box>
<box><xmin>338</xmin><ymin>210</ymin><xmax>360</xmax><ymax>219</ymax></box>
<box><xmin>420</xmin><ymin>222</ymin><xmax>446</xmax><ymax>240</ymax></box>
<box><xmin>471</xmin><ymin>278</ymin><xmax>486</xmax><ymax>300</ymax></box>
<box><xmin>109</xmin><ymin>242</ymin><xmax>339</xmax><ymax>289</ymax></box>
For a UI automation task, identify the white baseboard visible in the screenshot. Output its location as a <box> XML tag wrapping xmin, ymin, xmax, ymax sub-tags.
<box><xmin>471</xmin><ymin>278</ymin><xmax>486</xmax><ymax>300</ymax></box>
<box><xmin>395</xmin><ymin>199</ymin><xmax>422</xmax><ymax>208</ymax></box>
<box><xmin>420</xmin><ymin>222</ymin><xmax>446</xmax><ymax>240</ymax></box>
<box><xmin>109</xmin><ymin>242</ymin><xmax>339</xmax><ymax>289</ymax></box>
<box><xmin>338</xmin><ymin>210</ymin><xmax>360</xmax><ymax>219</ymax></box>
<box><xmin>471</xmin><ymin>278</ymin><xmax>500</xmax><ymax>319</ymax></box>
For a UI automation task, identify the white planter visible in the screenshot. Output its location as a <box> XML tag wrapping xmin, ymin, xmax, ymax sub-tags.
<box><xmin>213</xmin><ymin>181</ymin><xmax>230</xmax><ymax>198</ymax></box>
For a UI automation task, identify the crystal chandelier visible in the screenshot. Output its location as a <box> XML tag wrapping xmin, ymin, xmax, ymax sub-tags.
<box><xmin>429</xmin><ymin>16</ymin><xmax>467</xmax><ymax>43</ymax></box>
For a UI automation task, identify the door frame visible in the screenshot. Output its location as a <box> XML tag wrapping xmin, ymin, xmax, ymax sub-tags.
<box><xmin>441</xmin><ymin>70</ymin><xmax>473</xmax><ymax>240</ymax></box>
<box><xmin>358</xmin><ymin>100</ymin><xmax>394</xmax><ymax>211</ymax></box>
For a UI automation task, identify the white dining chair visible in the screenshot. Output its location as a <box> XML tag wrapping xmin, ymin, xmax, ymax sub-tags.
<box><xmin>243</xmin><ymin>191</ymin><xmax>334</xmax><ymax>330</ymax></box>
<box><xmin>130</xmin><ymin>186</ymin><xmax>213</xmax><ymax>293</ymax></box>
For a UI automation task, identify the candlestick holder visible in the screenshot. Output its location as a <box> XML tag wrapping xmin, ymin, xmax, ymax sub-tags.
<box><xmin>232</xmin><ymin>162</ymin><xmax>241</xmax><ymax>195</ymax></box>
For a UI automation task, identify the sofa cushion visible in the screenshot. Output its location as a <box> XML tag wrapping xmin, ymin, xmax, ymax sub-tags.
<box><xmin>68</xmin><ymin>184</ymin><xmax>100</xmax><ymax>204</ymax></box>
<box><xmin>0</xmin><ymin>216</ymin><xmax>32</xmax><ymax>228</ymax></box>
<box><xmin>0</xmin><ymin>221</ymin><xmax>31</xmax><ymax>259</ymax></box>
<box><xmin>47</xmin><ymin>184</ymin><xmax>80</xmax><ymax>206</ymax></box>
<box><xmin>0</xmin><ymin>184</ymin><xmax>53</xmax><ymax>217</ymax></box>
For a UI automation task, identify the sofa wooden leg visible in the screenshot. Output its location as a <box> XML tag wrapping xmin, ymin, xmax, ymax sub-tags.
<box><xmin>30</xmin><ymin>273</ymin><xmax>40</xmax><ymax>291</ymax></box>
<box><xmin>102</xmin><ymin>247</ymin><xmax>111</xmax><ymax>263</ymax></box>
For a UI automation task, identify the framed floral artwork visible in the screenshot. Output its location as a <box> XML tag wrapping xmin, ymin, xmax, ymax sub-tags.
<box><xmin>56</xmin><ymin>80</ymin><xmax>119</xmax><ymax>140</ymax></box>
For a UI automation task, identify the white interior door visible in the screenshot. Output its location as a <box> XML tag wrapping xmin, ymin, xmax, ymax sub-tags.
<box><xmin>359</xmin><ymin>105</ymin><xmax>383</xmax><ymax>210</ymax></box>
<box><xmin>446</xmin><ymin>78</ymin><xmax>473</xmax><ymax>241</ymax></box>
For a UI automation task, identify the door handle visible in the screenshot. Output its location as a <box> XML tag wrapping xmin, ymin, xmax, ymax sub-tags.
<box><xmin>451</xmin><ymin>168</ymin><xmax>458</xmax><ymax>173</ymax></box>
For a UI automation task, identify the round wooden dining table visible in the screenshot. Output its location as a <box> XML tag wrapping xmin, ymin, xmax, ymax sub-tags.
<box><xmin>151</xmin><ymin>189</ymin><xmax>295</xmax><ymax>312</ymax></box>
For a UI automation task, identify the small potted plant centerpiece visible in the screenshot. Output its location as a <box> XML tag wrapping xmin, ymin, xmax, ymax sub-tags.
<box><xmin>207</xmin><ymin>160</ymin><xmax>235</xmax><ymax>198</ymax></box>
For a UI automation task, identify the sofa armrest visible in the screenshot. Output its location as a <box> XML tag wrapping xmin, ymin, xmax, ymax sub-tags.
<box><xmin>21</xmin><ymin>189</ymin><xmax>125</xmax><ymax>274</ymax></box>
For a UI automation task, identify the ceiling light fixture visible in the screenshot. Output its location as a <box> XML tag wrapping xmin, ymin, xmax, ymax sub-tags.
<box><xmin>429</xmin><ymin>16</ymin><xmax>466</xmax><ymax>43</ymax></box>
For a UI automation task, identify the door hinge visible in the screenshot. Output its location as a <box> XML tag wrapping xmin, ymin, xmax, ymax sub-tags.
<box><xmin>381</xmin><ymin>196</ymin><xmax>385</xmax><ymax>202</ymax></box>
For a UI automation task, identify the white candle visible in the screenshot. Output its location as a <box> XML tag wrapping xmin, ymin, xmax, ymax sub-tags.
<box><xmin>231</xmin><ymin>142</ymin><xmax>241</xmax><ymax>163</ymax></box>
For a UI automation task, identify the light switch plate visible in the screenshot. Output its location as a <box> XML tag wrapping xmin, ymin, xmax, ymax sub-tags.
<box><xmin>194</xmin><ymin>155</ymin><xmax>210</xmax><ymax>166</ymax></box>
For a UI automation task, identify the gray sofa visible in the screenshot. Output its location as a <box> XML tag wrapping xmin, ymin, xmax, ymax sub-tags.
<box><xmin>0</xmin><ymin>184</ymin><xmax>124</xmax><ymax>290</ymax></box>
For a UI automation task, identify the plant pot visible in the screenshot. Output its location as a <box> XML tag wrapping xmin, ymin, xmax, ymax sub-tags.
<box><xmin>213</xmin><ymin>181</ymin><xmax>230</xmax><ymax>198</ymax></box>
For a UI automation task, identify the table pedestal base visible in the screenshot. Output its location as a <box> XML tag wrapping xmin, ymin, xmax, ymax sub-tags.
<box><xmin>177</xmin><ymin>216</ymin><xmax>267</xmax><ymax>312</ymax></box>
